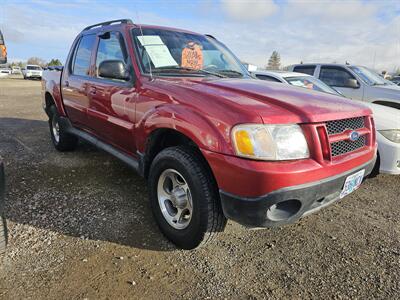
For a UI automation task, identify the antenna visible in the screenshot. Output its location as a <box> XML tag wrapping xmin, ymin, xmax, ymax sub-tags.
<box><xmin>135</xmin><ymin>10</ymin><xmax>153</xmax><ymax>80</ymax></box>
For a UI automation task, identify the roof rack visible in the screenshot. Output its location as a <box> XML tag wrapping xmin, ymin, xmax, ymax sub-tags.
<box><xmin>205</xmin><ymin>34</ymin><xmax>216</xmax><ymax>40</ymax></box>
<box><xmin>83</xmin><ymin>19</ymin><xmax>134</xmax><ymax>31</ymax></box>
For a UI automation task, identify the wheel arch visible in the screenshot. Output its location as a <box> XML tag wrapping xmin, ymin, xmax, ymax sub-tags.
<box><xmin>372</xmin><ymin>100</ymin><xmax>400</xmax><ymax>110</ymax></box>
<box><xmin>141</xmin><ymin>128</ymin><xmax>217</xmax><ymax>189</ymax></box>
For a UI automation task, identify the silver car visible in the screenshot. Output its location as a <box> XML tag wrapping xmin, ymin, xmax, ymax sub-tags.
<box><xmin>288</xmin><ymin>63</ymin><xmax>400</xmax><ymax>110</ymax></box>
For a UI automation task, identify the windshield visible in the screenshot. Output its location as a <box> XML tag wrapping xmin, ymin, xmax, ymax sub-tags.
<box><xmin>285</xmin><ymin>76</ymin><xmax>341</xmax><ymax>95</ymax></box>
<box><xmin>349</xmin><ymin>66</ymin><xmax>394</xmax><ymax>86</ymax></box>
<box><xmin>132</xmin><ymin>28</ymin><xmax>248</xmax><ymax>78</ymax></box>
<box><xmin>27</xmin><ymin>66</ymin><xmax>42</xmax><ymax>70</ymax></box>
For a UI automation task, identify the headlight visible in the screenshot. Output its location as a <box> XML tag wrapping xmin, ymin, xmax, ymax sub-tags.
<box><xmin>379</xmin><ymin>129</ymin><xmax>400</xmax><ymax>143</ymax></box>
<box><xmin>232</xmin><ymin>124</ymin><xmax>309</xmax><ymax>160</ymax></box>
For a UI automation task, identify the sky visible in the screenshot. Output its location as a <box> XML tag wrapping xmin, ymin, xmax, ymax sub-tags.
<box><xmin>1</xmin><ymin>0</ymin><xmax>400</xmax><ymax>72</ymax></box>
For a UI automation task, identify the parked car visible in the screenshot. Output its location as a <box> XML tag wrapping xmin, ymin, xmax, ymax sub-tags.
<box><xmin>0</xmin><ymin>67</ymin><xmax>11</xmax><ymax>78</ymax></box>
<box><xmin>0</xmin><ymin>158</ymin><xmax>7</xmax><ymax>256</ymax></box>
<box><xmin>391</xmin><ymin>76</ymin><xmax>400</xmax><ymax>86</ymax></box>
<box><xmin>42</xmin><ymin>19</ymin><xmax>377</xmax><ymax>249</ymax></box>
<box><xmin>288</xmin><ymin>64</ymin><xmax>400</xmax><ymax>110</ymax></box>
<box><xmin>11</xmin><ymin>66</ymin><xmax>22</xmax><ymax>74</ymax></box>
<box><xmin>0</xmin><ymin>30</ymin><xmax>6</xmax><ymax>64</ymax></box>
<box><xmin>254</xmin><ymin>70</ymin><xmax>400</xmax><ymax>175</ymax></box>
<box><xmin>22</xmin><ymin>65</ymin><xmax>43</xmax><ymax>79</ymax></box>
<box><xmin>362</xmin><ymin>102</ymin><xmax>400</xmax><ymax>175</ymax></box>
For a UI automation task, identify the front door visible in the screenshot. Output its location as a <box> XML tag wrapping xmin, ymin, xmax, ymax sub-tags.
<box><xmin>87</xmin><ymin>31</ymin><xmax>137</xmax><ymax>155</ymax></box>
<box><xmin>317</xmin><ymin>66</ymin><xmax>364</xmax><ymax>100</ymax></box>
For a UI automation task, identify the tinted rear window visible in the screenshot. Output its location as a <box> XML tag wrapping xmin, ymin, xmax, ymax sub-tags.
<box><xmin>293</xmin><ymin>65</ymin><xmax>316</xmax><ymax>76</ymax></box>
<box><xmin>27</xmin><ymin>66</ymin><xmax>41</xmax><ymax>70</ymax></box>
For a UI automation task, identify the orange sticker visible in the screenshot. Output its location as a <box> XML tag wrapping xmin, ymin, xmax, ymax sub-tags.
<box><xmin>181</xmin><ymin>42</ymin><xmax>203</xmax><ymax>70</ymax></box>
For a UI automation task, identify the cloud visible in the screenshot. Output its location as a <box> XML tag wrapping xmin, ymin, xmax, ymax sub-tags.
<box><xmin>220</xmin><ymin>0</ymin><xmax>278</xmax><ymax>21</ymax></box>
<box><xmin>286</xmin><ymin>0</ymin><xmax>378</xmax><ymax>20</ymax></box>
<box><xmin>1</xmin><ymin>0</ymin><xmax>398</xmax><ymax>73</ymax></box>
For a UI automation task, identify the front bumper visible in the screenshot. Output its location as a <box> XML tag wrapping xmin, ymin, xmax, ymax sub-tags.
<box><xmin>377</xmin><ymin>133</ymin><xmax>400</xmax><ymax>175</ymax></box>
<box><xmin>219</xmin><ymin>157</ymin><xmax>376</xmax><ymax>227</ymax></box>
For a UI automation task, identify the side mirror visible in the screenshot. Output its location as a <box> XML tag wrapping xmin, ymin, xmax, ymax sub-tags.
<box><xmin>98</xmin><ymin>60</ymin><xmax>129</xmax><ymax>81</ymax></box>
<box><xmin>346</xmin><ymin>78</ymin><xmax>359</xmax><ymax>88</ymax></box>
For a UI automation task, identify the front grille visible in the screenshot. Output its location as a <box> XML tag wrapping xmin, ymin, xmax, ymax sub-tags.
<box><xmin>326</xmin><ymin>117</ymin><xmax>365</xmax><ymax>135</ymax></box>
<box><xmin>324</xmin><ymin>117</ymin><xmax>368</xmax><ymax>158</ymax></box>
<box><xmin>330</xmin><ymin>136</ymin><xmax>366</xmax><ymax>157</ymax></box>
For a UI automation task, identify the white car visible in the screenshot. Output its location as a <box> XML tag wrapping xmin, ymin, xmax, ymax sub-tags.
<box><xmin>22</xmin><ymin>65</ymin><xmax>43</xmax><ymax>79</ymax></box>
<box><xmin>0</xmin><ymin>67</ymin><xmax>11</xmax><ymax>78</ymax></box>
<box><xmin>253</xmin><ymin>70</ymin><xmax>400</xmax><ymax>175</ymax></box>
<box><xmin>11</xmin><ymin>66</ymin><xmax>21</xmax><ymax>74</ymax></box>
<box><xmin>362</xmin><ymin>102</ymin><xmax>400</xmax><ymax>175</ymax></box>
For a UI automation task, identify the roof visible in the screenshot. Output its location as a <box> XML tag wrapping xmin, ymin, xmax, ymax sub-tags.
<box><xmin>81</xmin><ymin>19</ymin><xmax>203</xmax><ymax>36</ymax></box>
<box><xmin>252</xmin><ymin>70</ymin><xmax>312</xmax><ymax>78</ymax></box>
<box><xmin>290</xmin><ymin>63</ymin><xmax>360</xmax><ymax>68</ymax></box>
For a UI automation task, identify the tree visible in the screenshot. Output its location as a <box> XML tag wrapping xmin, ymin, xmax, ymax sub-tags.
<box><xmin>10</xmin><ymin>61</ymin><xmax>24</xmax><ymax>68</ymax></box>
<box><xmin>47</xmin><ymin>58</ymin><xmax>62</xmax><ymax>66</ymax></box>
<box><xmin>27</xmin><ymin>57</ymin><xmax>46</xmax><ymax>67</ymax></box>
<box><xmin>267</xmin><ymin>51</ymin><xmax>281</xmax><ymax>70</ymax></box>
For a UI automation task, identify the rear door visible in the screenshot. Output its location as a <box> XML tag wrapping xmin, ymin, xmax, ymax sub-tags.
<box><xmin>317</xmin><ymin>66</ymin><xmax>364</xmax><ymax>100</ymax></box>
<box><xmin>87</xmin><ymin>31</ymin><xmax>137</xmax><ymax>154</ymax></box>
<box><xmin>62</xmin><ymin>34</ymin><xmax>97</xmax><ymax>129</ymax></box>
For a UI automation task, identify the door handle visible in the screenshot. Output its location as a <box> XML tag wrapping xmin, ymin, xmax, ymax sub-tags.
<box><xmin>64</xmin><ymin>80</ymin><xmax>69</xmax><ymax>87</ymax></box>
<box><xmin>88</xmin><ymin>87</ymin><xmax>97</xmax><ymax>95</ymax></box>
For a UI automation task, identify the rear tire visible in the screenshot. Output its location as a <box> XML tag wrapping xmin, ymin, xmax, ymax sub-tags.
<box><xmin>48</xmin><ymin>105</ymin><xmax>78</xmax><ymax>151</ymax></box>
<box><xmin>148</xmin><ymin>146</ymin><xmax>226</xmax><ymax>249</ymax></box>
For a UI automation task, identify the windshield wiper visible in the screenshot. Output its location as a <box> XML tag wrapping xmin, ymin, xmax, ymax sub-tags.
<box><xmin>152</xmin><ymin>66</ymin><xmax>226</xmax><ymax>78</ymax></box>
<box><xmin>216</xmin><ymin>69</ymin><xmax>244</xmax><ymax>77</ymax></box>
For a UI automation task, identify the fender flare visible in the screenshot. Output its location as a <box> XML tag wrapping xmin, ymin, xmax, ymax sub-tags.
<box><xmin>136</xmin><ymin>104</ymin><xmax>233</xmax><ymax>155</ymax></box>
<box><xmin>44</xmin><ymin>79</ymin><xmax>67</xmax><ymax>117</ymax></box>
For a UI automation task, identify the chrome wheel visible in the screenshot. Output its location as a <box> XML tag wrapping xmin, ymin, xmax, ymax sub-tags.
<box><xmin>157</xmin><ymin>169</ymin><xmax>193</xmax><ymax>230</ymax></box>
<box><xmin>51</xmin><ymin>115</ymin><xmax>60</xmax><ymax>143</ymax></box>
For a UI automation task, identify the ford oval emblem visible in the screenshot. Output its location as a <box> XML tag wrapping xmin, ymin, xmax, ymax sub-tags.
<box><xmin>349</xmin><ymin>131</ymin><xmax>360</xmax><ymax>141</ymax></box>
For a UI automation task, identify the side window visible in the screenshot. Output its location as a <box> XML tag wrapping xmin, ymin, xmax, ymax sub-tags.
<box><xmin>319</xmin><ymin>67</ymin><xmax>356</xmax><ymax>87</ymax></box>
<box><xmin>293</xmin><ymin>66</ymin><xmax>316</xmax><ymax>76</ymax></box>
<box><xmin>255</xmin><ymin>74</ymin><xmax>282</xmax><ymax>82</ymax></box>
<box><xmin>95</xmin><ymin>32</ymin><xmax>128</xmax><ymax>79</ymax></box>
<box><xmin>72</xmin><ymin>34</ymin><xmax>96</xmax><ymax>76</ymax></box>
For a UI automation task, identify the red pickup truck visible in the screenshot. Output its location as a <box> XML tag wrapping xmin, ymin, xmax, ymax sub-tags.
<box><xmin>42</xmin><ymin>19</ymin><xmax>377</xmax><ymax>249</ymax></box>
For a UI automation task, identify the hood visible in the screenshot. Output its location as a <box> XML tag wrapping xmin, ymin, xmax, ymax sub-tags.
<box><xmin>357</xmin><ymin>101</ymin><xmax>400</xmax><ymax>130</ymax></box>
<box><xmin>160</xmin><ymin>78</ymin><xmax>372</xmax><ymax>124</ymax></box>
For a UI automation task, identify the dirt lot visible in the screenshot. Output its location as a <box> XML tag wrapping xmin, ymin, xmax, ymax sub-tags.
<box><xmin>0</xmin><ymin>76</ymin><xmax>399</xmax><ymax>299</ymax></box>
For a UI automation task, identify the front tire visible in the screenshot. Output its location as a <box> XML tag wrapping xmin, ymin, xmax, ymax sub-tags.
<box><xmin>48</xmin><ymin>105</ymin><xmax>78</xmax><ymax>151</ymax></box>
<box><xmin>148</xmin><ymin>146</ymin><xmax>226</xmax><ymax>249</ymax></box>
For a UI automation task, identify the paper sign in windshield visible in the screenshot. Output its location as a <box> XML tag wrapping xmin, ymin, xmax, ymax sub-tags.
<box><xmin>290</xmin><ymin>80</ymin><xmax>305</xmax><ymax>87</ymax></box>
<box><xmin>181</xmin><ymin>42</ymin><xmax>203</xmax><ymax>70</ymax></box>
<box><xmin>137</xmin><ymin>35</ymin><xmax>178</xmax><ymax>68</ymax></box>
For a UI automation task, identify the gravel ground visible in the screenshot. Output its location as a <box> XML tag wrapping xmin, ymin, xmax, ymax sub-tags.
<box><xmin>0</xmin><ymin>76</ymin><xmax>399</xmax><ymax>299</ymax></box>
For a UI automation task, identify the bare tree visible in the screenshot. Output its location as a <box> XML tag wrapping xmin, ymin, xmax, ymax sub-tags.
<box><xmin>27</xmin><ymin>57</ymin><xmax>46</xmax><ymax>67</ymax></box>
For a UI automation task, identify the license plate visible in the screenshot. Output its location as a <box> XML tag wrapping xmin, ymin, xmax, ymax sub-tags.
<box><xmin>340</xmin><ymin>169</ymin><xmax>365</xmax><ymax>199</ymax></box>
